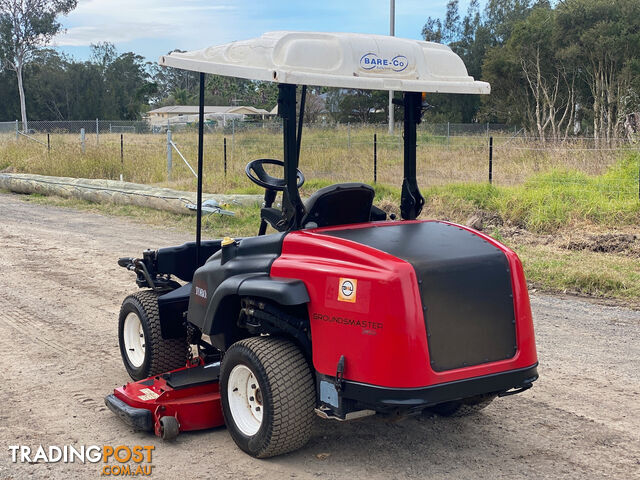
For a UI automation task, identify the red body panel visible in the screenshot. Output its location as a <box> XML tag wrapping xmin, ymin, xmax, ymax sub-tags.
<box><xmin>270</xmin><ymin>219</ymin><xmax>538</xmax><ymax>389</ymax></box>
<box><xmin>113</xmin><ymin>363</ymin><xmax>224</xmax><ymax>436</ymax></box>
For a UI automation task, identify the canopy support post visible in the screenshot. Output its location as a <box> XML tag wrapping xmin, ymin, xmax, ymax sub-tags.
<box><xmin>278</xmin><ymin>84</ymin><xmax>305</xmax><ymax>230</ymax></box>
<box><xmin>296</xmin><ymin>85</ymin><xmax>306</xmax><ymax>165</ymax></box>
<box><xmin>400</xmin><ymin>92</ymin><xmax>424</xmax><ymax>220</ymax></box>
<box><xmin>196</xmin><ymin>72</ymin><xmax>205</xmax><ymax>267</ymax></box>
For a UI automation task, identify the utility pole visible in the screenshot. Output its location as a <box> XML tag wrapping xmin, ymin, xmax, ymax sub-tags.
<box><xmin>388</xmin><ymin>0</ymin><xmax>395</xmax><ymax>135</ymax></box>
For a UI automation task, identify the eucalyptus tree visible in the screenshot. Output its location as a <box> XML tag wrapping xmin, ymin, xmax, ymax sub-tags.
<box><xmin>0</xmin><ymin>0</ymin><xmax>77</xmax><ymax>130</ymax></box>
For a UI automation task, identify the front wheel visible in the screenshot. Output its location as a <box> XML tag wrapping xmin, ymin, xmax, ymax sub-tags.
<box><xmin>220</xmin><ymin>337</ymin><xmax>316</xmax><ymax>458</ymax></box>
<box><xmin>118</xmin><ymin>290</ymin><xmax>189</xmax><ymax>381</ymax></box>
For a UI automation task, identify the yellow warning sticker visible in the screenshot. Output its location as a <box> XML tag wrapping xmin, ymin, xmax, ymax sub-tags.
<box><xmin>138</xmin><ymin>388</ymin><xmax>160</xmax><ymax>401</ymax></box>
<box><xmin>338</xmin><ymin>278</ymin><xmax>357</xmax><ymax>303</ymax></box>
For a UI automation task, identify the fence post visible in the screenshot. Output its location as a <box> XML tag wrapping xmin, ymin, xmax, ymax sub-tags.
<box><xmin>373</xmin><ymin>133</ymin><xmax>377</xmax><ymax>184</ymax></box>
<box><xmin>348</xmin><ymin>123</ymin><xmax>351</xmax><ymax>149</ymax></box>
<box><xmin>223</xmin><ymin>137</ymin><xmax>227</xmax><ymax>177</ymax></box>
<box><xmin>80</xmin><ymin>128</ymin><xmax>86</xmax><ymax>153</ymax></box>
<box><xmin>232</xmin><ymin>118</ymin><xmax>235</xmax><ymax>162</ymax></box>
<box><xmin>167</xmin><ymin>129</ymin><xmax>173</xmax><ymax>181</ymax></box>
<box><xmin>486</xmin><ymin>122</ymin><xmax>490</xmax><ymax>138</ymax></box>
<box><xmin>96</xmin><ymin>118</ymin><xmax>99</xmax><ymax>145</ymax></box>
<box><xmin>15</xmin><ymin>120</ymin><xmax>18</xmax><ymax>140</ymax></box>
<box><xmin>47</xmin><ymin>133</ymin><xmax>50</xmax><ymax>153</ymax></box>
<box><xmin>447</xmin><ymin>121</ymin><xmax>450</xmax><ymax>148</ymax></box>
<box><xmin>120</xmin><ymin>134</ymin><xmax>124</xmax><ymax>182</ymax></box>
<box><xmin>489</xmin><ymin>136</ymin><xmax>493</xmax><ymax>184</ymax></box>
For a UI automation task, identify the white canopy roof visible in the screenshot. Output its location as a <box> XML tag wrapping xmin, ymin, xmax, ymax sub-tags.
<box><xmin>159</xmin><ymin>31</ymin><xmax>490</xmax><ymax>95</ymax></box>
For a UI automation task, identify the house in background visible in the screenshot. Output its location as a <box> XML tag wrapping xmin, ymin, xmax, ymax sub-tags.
<box><xmin>146</xmin><ymin>105</ymin><xmax>274</xmax><ymax>128</ymax></box>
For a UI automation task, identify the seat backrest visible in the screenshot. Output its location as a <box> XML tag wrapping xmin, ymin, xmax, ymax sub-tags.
<box><xmin>301</xmin><ymin>183</ymin><xmax>375</xmax><ymax>229</ymax></box>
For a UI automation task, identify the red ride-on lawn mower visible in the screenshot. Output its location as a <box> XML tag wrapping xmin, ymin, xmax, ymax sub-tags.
<box><xmin>105</xmin><ymin>32</ymin><xmax>538</xmax><ymax>458</ymax></box>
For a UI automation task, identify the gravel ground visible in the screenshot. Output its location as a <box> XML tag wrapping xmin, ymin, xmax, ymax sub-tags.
<box><xmin>0</xmin><ymin>192</ymin><xmax>638</xmax><ymax>479</ymax></box>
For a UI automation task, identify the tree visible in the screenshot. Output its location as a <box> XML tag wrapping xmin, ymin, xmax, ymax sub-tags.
<box><xmin>556</xmin><ymin>0</ymin><xmax>640</xmax><ymax>144</ymax></box>
<box><xmin>303</xmin><ymin>91</ymin><xmax>325</xmax><ymax>123</ymax></box>
<box><xmin>484</xmin><ymin>0</ymin><xmax>547</xmax><ymax>46</ymax></box>
<box><xmin>421</xmin><ymin>0</ymin><xmax>492</xmax><ymax>122</ymax></box>
<box><xmin>151</xmin><ymin>50</ymin><xmax>200</xmax><ymax>103</ymax></box>
<box><xmin>171</xmin><ymin>88</ymin><xmax>192</xmax><ymax>106</ymax></box>
<box><xmin>102</xmin><ymin>50</ymin><xmax>157</xmax><ymax>119</ymax></box>
<box><xmin>0</xmin><ymin>0</ymin><xmax>78</xmax><ymax>130</ymax></box>
<box><xmin>23</xmin><ymin>48</ymin><xmax>69</xmax><ymax>120</ymax></box>
<box><xmin>422</xmin><ymin>0</ymin><xmax>463</xmax><ymax>44</ymax></box>
<box><xmin>502</xmin><ymin>6</ymin><xmax>577</xmax><ymax>140</ymax></box>
<box><xmin>335</xmin><ymin>90</ymin><xmax>387</xmax><ymax>123</ymax></box>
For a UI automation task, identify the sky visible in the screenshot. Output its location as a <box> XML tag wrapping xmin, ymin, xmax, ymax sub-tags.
<box><xmin>52</xmin><ymin>0</ymin><xmax>470</xmax><ymax>61</ymax></box>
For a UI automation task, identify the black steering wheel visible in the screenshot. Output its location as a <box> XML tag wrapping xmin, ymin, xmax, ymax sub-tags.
<box><xmin>245</xmin><ymin>158</ymin><xmax>304</xmax><ymax>191</ymax></box>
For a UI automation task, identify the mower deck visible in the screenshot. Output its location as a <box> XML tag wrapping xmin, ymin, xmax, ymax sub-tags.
<box><xmin>105</xmin><ymin>361</ymin><xmax>224</xmax><ymax>439</ymax></box>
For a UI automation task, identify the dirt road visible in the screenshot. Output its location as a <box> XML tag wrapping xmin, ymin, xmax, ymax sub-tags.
<box><xmin>0</xmin><ymin>192</ymin><xmax>638</xmax><ymax>479</ymax></box>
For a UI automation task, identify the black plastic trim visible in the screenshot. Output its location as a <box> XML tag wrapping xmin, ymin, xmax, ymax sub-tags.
<box><xmin>341</xmin><ymin>363</ymin><xmax>538</xmax><ymax>409</ymax></box>
<box><xmin>157</xmin><ymin>283</ymin><xmax>191</xmax><ymax>339</ymax></box>
<box><xmin>202</xmin><ymin>273</ymin><xmax>309</xmax><ymax>337</ymax></box>
<box><xmin>238</xmin><ymin>275</ymin><xmax>310</xmax><ymax>305</ymax></box>
<box><xmin>163</xmin><ymin>363</ymin><xmax>220</xmax><ymax>390</ymax></box>
<box><xmin>104</xmin><ymin>394</ymin><xmax>153</xmax><ymax>431</ymax></box>
<box><xmin>157</xmin><ymin>240</ymin><xmax>222</xmax><ymax>282</ymax></box>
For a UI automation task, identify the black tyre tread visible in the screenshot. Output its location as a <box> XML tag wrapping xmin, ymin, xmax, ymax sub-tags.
<box><xmin>125</xmin><ymin>290</ymin><xmax>188</xmax><ymax>376</ymax></box>
<box><xmin>226</xmin><ymin>337</ymin><xmax>315</xmax><ymax>458</ymax></box>
<box><xmin>160</xmin><ymin>416</ymin><xmax>179</xmax><ymax>441</ymax></box>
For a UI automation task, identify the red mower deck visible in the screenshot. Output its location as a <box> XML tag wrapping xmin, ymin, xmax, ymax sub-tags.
<box><xmin>105</xmin><ymin>360</ymin><xmax>224</xmax><ymax>440</ymax></box>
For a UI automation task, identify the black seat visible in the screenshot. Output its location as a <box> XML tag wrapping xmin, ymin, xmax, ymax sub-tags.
<box><xmin>260</xmin><ymin>183</ymin><xmax>377</xmax><ymax>231</ymax></box>
<box><xmin>300</xmin><ymin>183</ymin><xmax>375</xmax><ymax>229</ymax></box>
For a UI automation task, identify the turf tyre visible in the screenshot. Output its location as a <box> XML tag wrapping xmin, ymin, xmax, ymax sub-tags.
<box><xmin>220</xmin><ymin>336</ymin><xmax>316</xmax><ymax>458</ymax></box>
<box><xmin>118</xmin><ymin>290</ymin><xmax>188</xmax><ymax>381</ymax></box>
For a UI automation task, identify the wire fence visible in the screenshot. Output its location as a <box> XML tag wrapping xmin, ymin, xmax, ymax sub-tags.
<box><xmin>1</xmin><ymin>119</ymin><xmax>520</xmax><ymax>136</ymax></box>
<box><xmin>1</xmin><ymin>120</ymin><xmax>638</xmax><ymax>201</ymax></box>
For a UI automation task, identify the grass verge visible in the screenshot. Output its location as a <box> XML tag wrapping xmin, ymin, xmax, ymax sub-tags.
<box><xmin>516</xmin><ymin>244</ymin><xmax>640</xmax><ymax>301</ymax></box>
<box><xmin>422</xmin><ymin>153</ymin><xmax>640</xmax><ymax>232</ymax></box>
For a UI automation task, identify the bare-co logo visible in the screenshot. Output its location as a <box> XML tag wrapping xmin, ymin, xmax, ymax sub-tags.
<box><xmin>359</xmin><ymin>53</ymin><xmax>408</xmax><ymax>72</ymax></box>
<box><xmin>338</xmin><ymin>278</ymin><xmax>357</xmax><ymax>303</ymax></box>
<box><xmin>195</xmin><ymin>286</ymin><xmax>207</xmax><ymax>299</ymax></box>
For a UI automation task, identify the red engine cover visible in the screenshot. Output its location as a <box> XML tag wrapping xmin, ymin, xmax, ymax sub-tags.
<box><xmin>270</xmin><ymin>220</ymin><xmax>537</xmax><ymax>389</ymax></box>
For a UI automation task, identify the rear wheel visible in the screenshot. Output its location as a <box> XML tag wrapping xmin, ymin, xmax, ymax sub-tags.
<box><xmin>426</xmin><ymin>393</ymin><xmax>496</xmax><ymax>417</ymax></box>
<box><xmin>220</xmin><ymin>337</ymin><xmax>315</xmax><ymax>458</ymax></box>
<box><xmin>118</xmin><ymin>290</ymin><xmax>189</xmax><ymax>381</ymax></box>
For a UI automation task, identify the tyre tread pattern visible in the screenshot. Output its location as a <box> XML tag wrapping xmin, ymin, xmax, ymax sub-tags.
<box><xmin>127</xmin><ymin>290</ymin><xmax>188</xmax><ymax>376</ymax></box>
<box><xmin>228</xmin><ymin>337</ymin><xmax>315</xmax><ymax>458</ymax></box>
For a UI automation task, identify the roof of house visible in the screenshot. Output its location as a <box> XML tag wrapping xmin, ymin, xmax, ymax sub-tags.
<box><xmin>148</xmin><ymin>106</ymin><xmax>272</xmax><ymax>115</ymax></box>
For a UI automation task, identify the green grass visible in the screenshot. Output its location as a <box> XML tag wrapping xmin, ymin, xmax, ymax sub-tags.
<box><xmin>516</xmin><ymin>244</ymin><xmax>640</xmax><ymax>300</ymax></box>
<box><xmin>422</xmin><ymin>153</ymin><xmax>640</xmax><ymax>232</ymax></box>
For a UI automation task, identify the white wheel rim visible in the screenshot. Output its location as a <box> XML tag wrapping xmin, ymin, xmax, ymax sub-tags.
<box><xmin>227</xmin><ymin>364</ymin><xmax>263</xmax><ymax>436</ymax></box>
<box><xmin>123</xmin><ymin>312</ymin><xmax>146</xmax><ymax>367</ymax></box>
